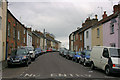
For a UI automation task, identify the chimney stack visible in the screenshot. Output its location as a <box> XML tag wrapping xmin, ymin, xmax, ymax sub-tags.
<box><xmin>102</xmin><ymin>11</ymin><xmax>107</xmax><ymax>19</ymax></box>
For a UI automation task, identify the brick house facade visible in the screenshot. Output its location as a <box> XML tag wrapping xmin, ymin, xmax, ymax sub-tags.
<box><xmin>32</xmin><ymin>31</ymin><xmax>40</xmax><ymax>49</ymax></box>
<box><xmin>7</xmin><ymin>10</ymin><xmax>27</xmax><ymax>55</ymax></box>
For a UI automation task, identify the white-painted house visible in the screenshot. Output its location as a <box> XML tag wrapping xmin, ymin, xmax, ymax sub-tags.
<box><xmin>27</xmin><ymin>28</ymin><xmax>32</xmax><ymax>46</ymax></box>
<box><xmin>84</xmin><ymin>28</ymin><xmax>92</xmax><ymax>50</ymax></box>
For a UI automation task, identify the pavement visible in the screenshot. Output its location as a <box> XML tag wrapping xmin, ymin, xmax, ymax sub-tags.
<box><xmin>2</xmin><ymin>52</ymin><xmax>120</xmax><ymax>80</ymax></box>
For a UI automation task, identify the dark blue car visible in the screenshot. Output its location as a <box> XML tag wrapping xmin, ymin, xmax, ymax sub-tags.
<box><xmin>7</xmin><ymin>48</ymin><xmax>31</xmax><ymax>67</ymax></box>
<box><xmin>80</xmin><ymin>50</ymin><xmax>91</xmax><ymax>66</ymax></box>
<box><xmin>72</xmin><ymin>51</ymin><xmax>81</xmax><ymax>63</ymax></box>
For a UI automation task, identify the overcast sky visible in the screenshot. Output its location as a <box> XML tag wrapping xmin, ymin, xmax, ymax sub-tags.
<box><xmin>8</xmin><ymin>0</ymin><xmax>120</xmax><ymax>49</ymax></box>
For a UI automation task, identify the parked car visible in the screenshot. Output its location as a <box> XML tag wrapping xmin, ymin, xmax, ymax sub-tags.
<box><xmin>35</xmin><ymin>48</ymin><xmax>42</xmax><ymax>58</ymax></box>
<box><xmin>59</xmin><ymin>48</ymin><xmax>65</xmax><ymax>56</ymax></box>
<box><xmin>7</xmin><ymin>48</ymin><xmax>31</xmax><ymax>67</ymax></box>
<box><xmin>22</xmin><ymin>46</ymin><xmax>36</xmax><ymax>61</ymax></box>
<box><xmin>72</xmin><ymin>51</ymin><xmax>81</xmax><ymax>63</ymax></box>
<box><xmin>41</xmin><ymin>49</ymin><xmax>46</xmax><ymax>54</ymax></box>
<box><xmin>90</xmin><ymin>46</ymin><xmax>120</xmax><ymax>75</ymax></box>
<box><xmin>52</xmin><ymin>48</ymin><xmax>57</xmax><ymax>52</ymax></box>
<box><xmin>79</xmin><ymin>51</ymin><xmax>85</xmax><ymax>64</ymax></box>
<box><xmin>63</xmin><ymin>48</ymin><xmax>69</xmax><ymax>57</ymax></box>
<box><xmin>82</xmin><ymin>50</ymin><xmax>91</xmax><ymax>66</ymax></box>
<box><xmin>66</xmin><ymin>51</ymin><xmax>75</xmax><ymax>60</ymax></box>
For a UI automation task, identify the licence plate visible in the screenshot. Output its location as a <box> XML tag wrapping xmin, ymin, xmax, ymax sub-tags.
<box><xmin>13</xmin><ymin>60</ymin><xmax>19</xmax><ymax>62</ymax></box>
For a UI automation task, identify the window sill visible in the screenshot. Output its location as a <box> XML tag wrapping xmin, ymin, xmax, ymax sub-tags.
<box><xmin>110</xmin><ymin>32</ymin><xmax>114</xmax><ymax>34</ymax></box>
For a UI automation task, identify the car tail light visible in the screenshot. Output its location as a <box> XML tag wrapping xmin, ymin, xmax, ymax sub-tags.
<box><xmin>113</xmin><ymin>64</ymin><xmax>115</xmax><ymax>67</ymax></box>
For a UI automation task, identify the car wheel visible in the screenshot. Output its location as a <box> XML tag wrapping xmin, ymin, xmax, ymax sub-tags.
<box><xmin>8</xmin><ymin>64</ymin><xmax>12</xmax><ymax>68</ymax></box>
<box><xmin>67</xmin><ymin>56</ymin><xmax>69</xmax><ymax>60</ymax></box>
<box><xmin>25</xmin><ymin>61</ymin><xmax>29</xmax><ymax>67</ymax></box>
<box><xmin>72</xmin><ymin>58</ymin><xmax>74</xmax><ymax>61</ymax></box>
<box><xmin>105</xmin><ymin>67</ymin><xmax>111</xmax><ymax>76</ymax></box>
<box><xmin>90</xmin><ymin>62</ymin><xmax>95</xmax><ymax>70</ymax></box>
<box><xmin>79</xmin><ymin>59</ymin><xmax>82</xmax><ymax>64</ymax></box>
<box><xmin>75</xmin><ymin>59</ymin><xmax>78</xmax><ymax>63</ymax></box>
<box><xmin>83</xmin><ymin>61</ymin><xmax>86</xmax><ymax>66</ymax></box>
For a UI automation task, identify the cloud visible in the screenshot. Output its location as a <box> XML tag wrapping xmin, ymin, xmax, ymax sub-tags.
<box><xmin>8</xmin><ymin>0</ymin><xmax>120</xmax><ymax>49</ymax></box>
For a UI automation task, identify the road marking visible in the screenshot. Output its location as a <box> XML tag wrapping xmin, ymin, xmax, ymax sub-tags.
<box><xmin>89</xmin><ymin>71</ymin><xmax>93</xmax><ymax>73</ymax></box>
<box><xmin>69</xmin><ymin>74</ymin><xmax>73</xmax><ymax>77</ymax></box>
<box><xmin>58</xmin><ymin>74</ymin><xmax>67</xmax><ymax>77</ymax></box>
<box><xmin>50</xmin><ymin>74</ymin><xmax>57</xmax><ymax>77</ymax></box>
<box><xmin>76</xmin><ymin>74</ymin><xmax>80</xmax><ymax>77</ymax></box>
<box><xmin>80</xmin><ymin>75</ymin><xmax>85</xmax><ymax>77</ymax></box>
<box><xmin>24</xmin><ymin>74</ymin><xmax>32</xmax><ymax>77</ymax></box>
<box><xmin>33</xmin><ymin>74</ymin><xmax>36</xmax><ymax>77</ymax></box>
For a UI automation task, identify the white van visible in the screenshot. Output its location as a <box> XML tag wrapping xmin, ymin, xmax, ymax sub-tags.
<box><xmin>90</xmin><ymin>46</ymin><xmax>120</xmax><ymax>75</ymax></box>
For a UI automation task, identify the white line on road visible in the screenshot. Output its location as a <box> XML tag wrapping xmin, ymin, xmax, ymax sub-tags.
<box><xmin>89</xmin><ymin>71</ymin><xmax>93</xmax><ymax>73</ymax></box>
<box><xmin>75</xmin><ymin>74</ymin><xmax>80</xmax><ymax>77</ymax></box>
<box><xmin>69</xmin><ymin>74</ymin><xmax>73</xmax><ymax>77</ymax></box>
<box><xmin>24</xmin><ymin>74</ymin><xmax>32</xmax><ymax>77</ymax></box>
<box><xmin>58</xmin><ymin>74</ymin><xmax>67</xmax><ymax>77</ymax></box>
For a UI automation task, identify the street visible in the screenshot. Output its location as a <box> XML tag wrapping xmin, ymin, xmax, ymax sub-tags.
<box><xmin>2</xmin><ymin>52</ymin><xmax>120</xmax><ymax>79</ymax></box>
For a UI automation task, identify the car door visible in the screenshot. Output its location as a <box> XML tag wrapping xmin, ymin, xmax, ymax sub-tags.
<box><xmin>100</xmin><ymin>48</ymin><xmax>109</xmax><ymax>70</ymax></box>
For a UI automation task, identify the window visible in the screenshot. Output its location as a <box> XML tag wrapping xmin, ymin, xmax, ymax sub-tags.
<box><xmin>81</xmin><ymin>47</ymin><xmax>82</xmax><ymax>51</ymax></box>
<box><xmin>87</xmin><ymin>46</ymin><xmax>89</xmax><ymax>50</ymax></box>
<box><xmin>80</xmin><ymin>34</ymin><xmax>82</xmax><ymax>41</ymax></box>
<box><xmin>110</xmin><ymin>24</ymin><xmax>114</xmax><ymax>34</ymax></box>
<box><xmin>76</xmin><ymin>34</ymin><xmax>78</xmax><ymax>40</ymax></box>
<box><xmin>76</xmin><ymin>46</ymin><xmax>78</xmax><ymax>52</ymax></box>
<box><xmin>13</xmin><ymin>27</ymin><xmax>15</xmax><ymax>39</ymax></box>
<box><xmin>37</xmin><ymin>39</ymin><xmax>38</xmax><ymax>43</ymax></box>
<box><xmin>97</xmin><ymin>28</ymin><xmax>100</xmax><ymax>38</ymax></box>
<box><xmin>24</xmin><ymin>37</ymin><xmax>25</xmax><ymax>43</ymax></box>
<box><xmin>74</xmin><ymin>35</ymin><xmax>75</xmax><ymax>42</ymax></box>
<box><xmin>8</xmin><ymin>22</ymin><xmax>10</xmax><ymax>37</ymax></box>
<box><xmin>86</xmin><ymin>31</ymin><xmax>89</xmax><ymax>38</ymax></box>
<box><xmin>0</xmin><ymin>16</ymin><xmax>1</xmax><ymax>29</ymax></box>
<box><xmin>18</xmin><ymin>31</ymin><xmax>20</xmax><ymax>40</ymax></box>
<box><xmin>0</xmin><ymin>1</ymin><xmax>1</xmax><ymax>7</ymax></box>
<box><xmin>110</xmin><ymin>43</ymin><xmax>116</xmax><ymax>47</ymax></box>
<box><xmin>24</xmin><ymin>29</ymin><xmax>26</xmax><ymax>34</ymax></box>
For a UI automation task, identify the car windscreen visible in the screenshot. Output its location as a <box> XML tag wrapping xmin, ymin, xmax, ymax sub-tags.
<box><xmin>109</xmin><ymin>48</ymin><xmax>120</xmax><ymax>57</ymax></box>
<box><xmin>27</xmin><ymin>47</ymin><xmax>33</xmax><ymax>51</ymax></box>
<box><xmin>10</xmin><ymin>50</ymin><xmax>17</xmax><ymax>56</ymax></box>
<box><xmin>16</xmin><ymin>49</ymin><xmax>27</xmax><ymax>55</ymax></box>
<box><xmin>70</xmin><ymin>52</ymin><xmax>75</xmax><ymax>54</ymax></box>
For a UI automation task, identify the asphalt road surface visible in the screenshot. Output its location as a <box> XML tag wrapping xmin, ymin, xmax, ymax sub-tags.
<box><xmin>2</xmin><ymin>52</ymin><xmax>120</xmax><ymax>79</ymax></box>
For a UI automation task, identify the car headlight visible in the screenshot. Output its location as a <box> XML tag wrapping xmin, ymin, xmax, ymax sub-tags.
<box><xmin>22</xmin><ymin>56</ymin><xmax>27</xmax><ymax>59</ymax></box>
<box><xmin>7</xmin><ymin>57</ymin><xmax>10</xmax><ymax>60</ymax></box>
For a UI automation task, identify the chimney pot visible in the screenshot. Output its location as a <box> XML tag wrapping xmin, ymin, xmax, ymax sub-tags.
<box><xmin>95</xmin><ymin>14</ymin><xmax>97</xmax><ymax>19</ymax></box>
<box><xmin>102</xmin><ymin>11</ymin><xmax>107</xmax><ymax>19</ymax></box>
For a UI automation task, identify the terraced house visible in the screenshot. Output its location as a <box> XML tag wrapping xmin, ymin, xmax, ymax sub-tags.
<box><xmin>69</xmin><ymin>3</ymin><xmax>120</xmax><ymax>51</ymax></box>
<box><xmin>102</xmin><ymin>4</ymin><xmax>120</xmax><ymax>48</ymax></box>
<box><xmin>7</xmin><ymin>10</ymin><xmax>27</xmax><ymax>55</ymax></box>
